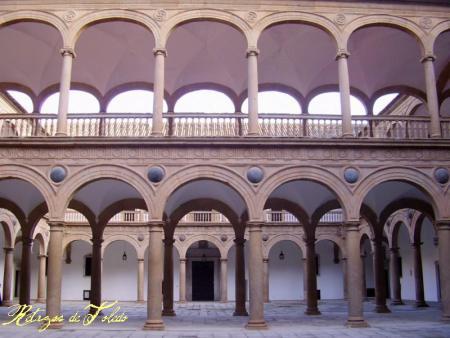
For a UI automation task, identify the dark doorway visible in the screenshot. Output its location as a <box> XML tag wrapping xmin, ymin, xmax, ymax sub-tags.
<box><xmin>192</xmin><ymin>261</ymin><xmax>214</xmax><ymax>301</ymax></box>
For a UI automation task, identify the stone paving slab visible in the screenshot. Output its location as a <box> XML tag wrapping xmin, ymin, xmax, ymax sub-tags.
<box><xmin>0</xmin><ymin>300</ymin><xmax>449</xmax><ymax>338</ymax></box>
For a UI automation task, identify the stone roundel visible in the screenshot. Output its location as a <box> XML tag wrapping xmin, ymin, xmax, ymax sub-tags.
<box><xmin>434</xmin><ymin>167</ymin><xmax>449</xmax><ymax>184</ymax></box>
<box><xmin>246</xmin><ymin>166</ymin><xmax>264</xmax><ymax>184</ymax></box>
<box><xmin>147</xmin><ymin>166</ymin><xmax>165</xmax><ymax>183</ymax></box>
<box><xmin>343</xmin><ymin>167</ymin><xmax>359</xmax><ymax>184</ymax></box>
<box><xmin>50</xmin><ymin>166</ymin><xmax>67</xmax><ymax>183</ymax></box>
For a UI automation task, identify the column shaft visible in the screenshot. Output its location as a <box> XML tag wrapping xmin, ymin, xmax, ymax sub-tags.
<box><xmin>422</xmin><ymin>56</ymin><xmax>441</xmax><ymax>138</ymax></box>
<box><xmin>144</xmin><ymin>223</ymin><xmax>164</xmax><ymax>330</ymax></box>
<box><xmin>19</xmin><ymin>237</ymin><xmax>33</xmax><ymax>305</ymax></box>
<box><xmin>233</xmin><ymin>239</ymin><xmax>248</xmax><ymax>316</ymax></box>
<box><xmin>373</xmin><ymin>239</ymin><xmax>390</xmax><ymax>313</ymax></box>
<box><xmin>179</xmin><ymin>259</ymin><xmax>186</xmax><ymax>303</ymax></box>
<box><xmin>137</xmin><ymin>258</ymin><xmax>145</xmax><ymax>303</ymax></box>
<box><xmin>2</xmin><ymin>248</ymin><xmax>14</xmax><ymax>306</ymax></box>
<box><xmin>162</xmin><ymin>239</ymin><xmax>175</xmax><ymax>316</ymax></box>
<box><xmin>152</xmin><ymin>49</ymin><xmax>166</xmax><ymax>135</ymax></box>
<box><xmin>247</xmin><ymin>49</ymin><xmax>259</xmax><ymax>135</ymax></box>
<box><xmin>37</xmin><ymin>254</ymin><xmax>46</xmax><ymax>303</ymax></box>
<box><xmin>412</xmin><ymin>242</ymin><xmax>428</xmax><ymax>307</ymax></box>
<box><xmin>90</xmin><ymin>238</ymin><xmax>102</xmax><ymax>312</ymax></box>
<box><xmin>246</xmin><ymin>224</ymin><xmax>267</xmax><ymax>329</ymax></box>
<box><xmin>263</xmin><ymin>258</ymin><xmax>269</xmax><ymax>303</ymax></box>
<box><xmin>389</xmin><ymin>247</ymin><xmax>403</xmax><ymax>305</ymax></box>
<box><xmin>337</xmin><ymin>52</ymin><xmax>353</xmax><ymax>137</ymax></box>
<box><xmin>345</xmin><ymin>224</ymin><xmax>369</xmax><ymax>327</ymax></box>
<box><xmin>342</xmin><ymin>258</ymin><xmax>348</xmax><ymax>300</ymax></box>
<box><xmin>220</xmin><ymin>258</ymin><xmax>228</xmax><ymax>302</ymax></box>
<box><xmin>437</xmin><ymin>223</ymin><xmax>450</xmax><ymax>320</ymax></box>
<box><xmin>46</xmin><ymin>222</ymin><xmax>64</xmax><ymax>329</ymax></box>
<box><xmin>56</xmin><ymin>49</ymin><xmax>75</xmax><ymax>136</ymax></box>
<box><xmin>305</xmin><ymin>240</ymin><xmax>320</xmax><ymax>315</ymax></box>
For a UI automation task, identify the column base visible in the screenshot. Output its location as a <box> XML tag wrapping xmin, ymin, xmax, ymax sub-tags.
<box><xmin>151</xmin><ymin>132</ymin><xmax>163</xmax><ymax>137</ymax></box>
<box><xmin>415</xmin><ymin>301</ymin><xmax>429</xmax><ymax>308</ymax></box>
<box><xmin>305</xmin><ymin>308</ymin><xmax>321</xmax><ymax>315</ymax></box>
<box><xmin>45</xmin><ymin>322</ymin><xmax>64</xmax><ymax>330</ymax></box>
<box><xmin>342</xmin><ymin>133</ymin><xmax>354</xmax><ymax>138</ymax></box>
<box><xmin>143</xmin><ymin>319</ymin><xmax>165</xmax><ymax>330</ymax></box>
<box><xmin>346</xmin><ymin>318</ymin><xmax>369</xmax><ymax>328</ymax></box>
<box><xmin>375</xmin><ymin>304</ymin><xmax>391</xmax><ymax>313</ymax></box>
<box><xmin>136</xmin><ymin>300</ymin><xmax>146</xmax><ymax>304</ymax></box>
<box><xmin>391</xmin><ymin>300</ymin><xmax>404</xmax><ymax>305</ymax></box>
<box><xmin>245</xmin><ymin>319</ymin><xmax>268</xmax><ymax>330</ymax></box>
<box><xmin>220</xmin><ymin>300</ymin><xmax>228</xmax><ymax>303</ymax></box>
<box><xmin>1</xmin><ymin>300</ymin><xmax>13</xmax><ymax>307</ymax></box>
<box><xmin>441</xmin><ymin>314</ymin><xmax>450</xmax><ymax>322</ymax></box>
<box><xmin>162</xmin><ymin>309</ymin><xmax>176</xmax><ymax>316</ymax></box>
<box><xmin>233</xmin><ymin>309</ymin><xmax>249</xmax><ymax>316</ymax></box>
<box><xmin>36</xmin><ymin>298</ymin><xmax>46</xmax><ymax>303</ymax></box>
<box><xmin>55</xmin><ymin>132</ymin><xmax>67</xmax><ymax>137</ymax></box>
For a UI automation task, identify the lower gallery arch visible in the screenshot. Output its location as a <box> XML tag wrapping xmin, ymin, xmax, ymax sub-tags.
<box><xmin>315</xmin><ymin>239</ymin><xmax>345</xmax><ymax>300</ymax></box>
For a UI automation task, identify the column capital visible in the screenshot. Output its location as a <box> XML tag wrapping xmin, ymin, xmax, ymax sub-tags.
<box><xmin>220</xmin><ymin>258</ymin><xmax>228</xmax><ymax>262</ymax></box>
<box><xmin>91</xmin><ymin>237</ymin><xmax>104</xmax><ymax>246</ymax></box>
<box><xmin>303</xmin><ymin>237</ymin><xmax>316</xmax><ymax>246</ymax></box>
<box><xmin>436</xmin><ymin>221</ymin><xmax>450</xmax><ymax>231</ymax></box>
<box><xmin>137</xmin><ymin>258</ymin><xmax>145</xmax><ymax>262</ymax></box>
<box><xmin>336</xmin><ymin>49</ymin><xmax>350</xmax><ymax>60</ymax></box>
<box><xmin>4</xmin><ymin>247</ymin><xmax>14</xmax><ymax>253</ymax></box>
<box><xmin>147</xmin><ymin>220</ymin><xmax>165</xmax><ymax>230</ymax></box>
<box><xmin>234</xmin><ymin>238</ymin><xmax>246</xmax><ymax>246</ymax></box>
<box><xmin>247</xmin><ymin>221</ymin><xmax>264</xmax><ymax>229</ymax></box>
<box><xmin>60</xmin><ymin>47</ymin><xmax>76</xmax><ymax>58</ymax></box>
<box><xmin>390</xmin><ymin>247</ymin><xmax>399</xmax><ymax>253</ymax></box>
<box><xmin>38</xmin><ymin>254</ymin><xmax>47</xmax><ymax>259</ymax></box>
<box><xmin>22</xmin><ymin>236</ymin><xmax>34</xmax><ymax>246</ymax></box>
<box><xmin>421</xmin><ymin>54</ymin><xmax>436</xmax><ymax>63</ymax></box>
<box><xmin>163</xmin><ymin>238</ymin><xmax>175</xmax><ymax>246</ymax></box>
<box><xmin>180</xmin><ymin>258</ymin><xmax>187</xmax><ymax>263</ymax></box>
<box><xmin>263</xmin><ymin>258</ymin><xmax>269</xmax><ymax>263</ymax></box>
<box><xmin>344</xmin><ymin>221</ymin><xmax>360</xmax><ymax>232</ymax></box>
<box><xmin>246</xmin><ymin>48</ymin><xmax>260</xmax><ymax>57</ymax></box>
<box><xmin>153</xmin><ymin>47</ymin><xmax>167</xmax><ymax>57</ymax></box>
<box><xmin>411</xmin><ymin>241</ymin><xmax>424</xmax><ymax>247</ymax></box>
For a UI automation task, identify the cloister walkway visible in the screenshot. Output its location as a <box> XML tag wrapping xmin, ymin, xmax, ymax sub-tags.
<box><xmin>0</xmin><ymin>300</ymin><xmax>448</xmax><ymax>337</ymax></box>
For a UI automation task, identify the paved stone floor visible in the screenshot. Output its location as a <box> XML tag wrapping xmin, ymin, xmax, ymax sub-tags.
<box><xmin>0</xmin><ymin>300</ymin><xmax>449</xmax><ymax>337</ymax></box>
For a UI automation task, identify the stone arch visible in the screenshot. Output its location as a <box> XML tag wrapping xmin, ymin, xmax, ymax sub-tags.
<box><xmin>69</xmin><ymin>9</ymin><xmax>159</xmax><ymax>47</ymax></box>
<box><xmin>161</xmin><ymin>9</ymin><xmax>251</xmax><ymax>48</ymax></box>
<box><xmin>180</xmin><ymin>235</ymin><xmax>226</xmax><ymax>260</ymax></box>
<box><xmin>57</xmin><ymin>164</ymin><xmax>155</xmax><ymax>219</ymax></box>
<box><xmin>0</xmin><ymin>164</ymin><xmax>57</xmax><ymax>217</ymax></box>
<box><xmin>102</xmin><ymin>235</ymin><xmax>141</xmax><ymax>259</ymax></box>
<box><xmin>315</xmin><ymin>235</ymin><xmax>346</xmax><ymax>258</ymax></box>
<box><xmin>33</xmin><ymin>232</ymin><xmax>46</xmax><ymax>255</ymax></box>
<box><xmin>0</xmin><ymin>10</ymin><xmax>69</xmax><ymax>46</ymax></box>
<box><xmin>343</xmin><ymin>15</ymin><xmax>426</xmax><ymax>56</ymax></box>
<box><xmin>353</xmin><ymin>166</ymin><xmax>445</xmax><ymax>221</ymax></box>
<box><xmin>0</xmin><ymin>211</ymin><xmax>15</xmax><ymax>248</ymax></box>
<box><xmin>254</xmin><ymin>12</ymin><xmax>341</xmax><ymax>50</ymax></box>
<box><xmin>263</xmin><ymin>234</ymin><xmax>305</xmax><ymax>259</ymax></box>
<box><xmin>411</xmin><ymin>212</ymin><xmax>437</xmax><ymax>245</ymax></box>
<box><xmin>430</xmin><ymin>20</ymin><xmax>450</xmax><ymax>53</ymax></box>
<box><xmin>63</xmin><ymin>235</ymin><xmax>92</xmax><ymax>251</ymax></box>
<box><xmin>257</xmin><ymin>166</ymin><xmax>352</xmax><ymax>222</ymax></box>
<box><xmin>156</xmin><ymin>165</ymin><xmax>255</xmax><ymax>220</ymax></box>
<box><xmin>387</xmin><ymin>211</ymin><xmax>411</xmax><ymax>248</ymax></box>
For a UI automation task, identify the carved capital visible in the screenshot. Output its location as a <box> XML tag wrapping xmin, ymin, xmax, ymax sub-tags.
<box><xmin>4</xmin><ymin>247</ymin><xmax>14</xmax><ymax>253</ymax></box>
<box><xmin>234</xmin><ymin>238</ymin><xmax>246</xmax><ymax>246</ymax></box>
<box><xmin>421</xmin><ymin>54</ymin><xmax>436</xmax><ymax>63</ymax></box>
<box><xmin>153</xmin><ymin>48</ymin><xmax>167</xmax><ymax>57</ymax></box>
<box><xmin>60</xmin><ymin>48</ymin><xmax>76</xmax><ymax>58</ymax></box>
<box><xmin>336</xmin><ymin>49</ymin><xmax>350</xmax><ymax>60</ymax></box>
<box><xmin>48</xmin><ymin>221</ymin><xmax>65</xmax><ymax>232</ymax></box>
<box><xmin>436</xmin><ymin>221</ymin><xmax>450</xmax><ymax>231</ymax></box>
<box><xmin>246</xmin><ymin>48</ymin><xmax>259</xmax><ymax>58</ymax></box>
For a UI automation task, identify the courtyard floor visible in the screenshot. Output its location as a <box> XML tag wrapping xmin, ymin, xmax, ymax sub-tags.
<box><xmin>0</xmin><ymin>300</ymin><xmax>449</xmax><ymax>337</ymax></box>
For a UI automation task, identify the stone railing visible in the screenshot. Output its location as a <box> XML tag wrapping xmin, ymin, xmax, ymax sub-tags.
<box><xmin>0</xmin><ymin>113</ymin><xmax>447</xmax><ymax>139</ymax></box>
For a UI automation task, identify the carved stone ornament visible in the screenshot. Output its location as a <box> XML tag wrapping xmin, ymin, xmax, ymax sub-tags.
<box><xmin>63</xmin><ymin>10</ymin><xmax>77</xmax><ymax>22</ymax></box>
<box><xmin>334</xmin><ymin>13</ymin><xmax>346</xmax><ymax>26</ymax></box>
<box><xmin>419</xmin><ymin>17</ymin><xmax>433</xmax><ymax>30</ymax></box>
<box><xmin>262</xmin><ymin>234</ymin><xmax>269</xmax><ymax>242</ymax></box>
<box><xmin>220</xmin><ymin>234</ymin><xmax>228</xmax><ymax>242</ymax></box>
<box><xmin>344</xmin><ymin>167</ymin><xmax>359</xmax><ymax>184</ymax></box>
<box><xmin>179</xmin><ymin>234</ymin><xmax>186</xmax><ymax>242</ymax></box>
<box><xmin>434</xmin><ymin>167</ymin><xmax>449</xmax><ymax>184</ymax></box>
<box><xmin>137</xmin><ymin>234</ymin><xmax>145</xmax><ymax>242</ymax></box>
<box><xmin>245</xmin><ymin>11</ymin><xmax>257</xmax><ymax>23</ymax></box>
<box><xmin>153</xmin><ymin>9</ymin><xmax>167</xmax><ymax>22</ymax></box>
<box><xmin>246</xmin><ymin>166</ymin><xmax>264</xmax><ymax>184</ymax></box>
<box><xmin>50</xmin><ymin>166</ymin><xmax>67</xmax><ymax>183</ymax></box>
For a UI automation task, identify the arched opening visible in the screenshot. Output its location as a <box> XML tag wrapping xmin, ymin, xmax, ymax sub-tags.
<box><xmin>40</xmin><ymin>90</ymin><xmax>100</xmax><ymax>114</ymax></box>
<box><xmin>373</xmin><ymin>93</ymin><xmax>399</xmax><ymax>115</ymax></box>
<box><xmin>241</xmin><ymin>91</ymin><xmax>301</xmax><ymax>114</ymax></box>
<box><xmin>6</xmin><ymin>90</ymin><xmax>34</xmax><ymax>113</ymax></box>
<box><xmin>361</xmin><ymin>234</ymin><xmax>375</xmax><ymax>300</ymax></box>
<box><xmin>315</xmin><ymin>240</ymin><xmax>344</xmax><ymax>300</ymax></box>
<box><xmin>107</xmin><ymin>89</ymin><xmax>168</xmax><ymax>113</ymax></box>
<box><xmin>174</xmin><ymin>90</ymin><xmax>234</xmax><ymax>113</ymax></box>
<box><xmin>308</xmin><ymin>92</ymin><xmax>367</xmax><ymax>115</ymax></box>
<box><xmin>62</xmin><ymin>239</ymin><xmax>92</xmax><ymax>301</ymax></box>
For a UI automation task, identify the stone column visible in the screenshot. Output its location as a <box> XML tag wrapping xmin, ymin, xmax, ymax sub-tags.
<box><xmin>220</xmin><ymin>258</ymin><xmax>228</xmax><ymax>302</ymax></box>
<box><xmin>304</xmin><ymin>237</ymin><xmax>320</xmax><ymax>315</ymax></box>
<box><xmin>412</xmin><ymin>241</ymin><xmax>428</xmax><ymax>307</ymax></box>
<box><xmin>342</xmin><ymin>258</ymin><xmax>348</xmax><ymax>300</ymax></box>
<box><xmin>36</xmin><ymin>254</ymin><xmax>47</xmax><ymax>303</ymax></box>
<box><xmin>46</xmin><ymin>222</ymin><xmax>65</xmax><ymax>329</ymax></box>
<box><xmin>373</xmin><ymin>239</ymin><xmax>390</xmax><ymax>313</ymax></box>
<box><xmin>144</xmin><ymin>222</ymin><xmax>164</xmax><ymax>330</ymax></box>
<box><xmin>247</xmin><ymin>48</ymin><xmax>260</xmax><ymax>136</ymax></box>
<box><xmin>137</xmin><ymin>258</ymin><xmax>145</xmax><ymax>303</ymax></box>
<box><xmin>345</xmin><ymin>223</ymin><xmax>369</xmax><ymax>327</ymax></box>
<box><xmin>162</xmin><ymin>238</ymin><xmax>175</xmax><ymax>316</ymax></box>
<box><xmin>90</xmin><ymin>237</ymin><xmax>103</xmax><ymax>312</ymax></box>
<box><xmin>336</xmin><ymin>50</ymin><xmax>353</xmax><ymax>138</ymax></box>
<box><xmin>302</xmin><ymin>258</ymin><xmax>307</xmax><ymax>300</ymax></box>
<box><xmin>361</xmin><ymin>252</ymin><xmax>367</xmax><ymax>300</ymax></box>
<box><xmin>422</xmin><ymin>55</ymin><xmax>441</xmax><ymax>138</ymax></box>
<box><xmin>233</xmin><ymin>238</ymin><xmax>248</xmax><ymax>316</ymax></box>
<box><xmin>56</xmin><ymin>48</ymin><xmax>75</xmax><ymax>136</ymax></box>
<box><xmin>152</xmin><ymin>48</ymin><xmax>167</xmax><ymax>136</ymax></box>
<box><xmin>437</xmin><ymin>222</ymin><xmax>450</xmax><ymax>320</ymax></box>
<box><xmin>263</xmin><ymin>258</ymin><xmax>269</xmax><ymax>303</ymax></box>
<box><xmin>179</xmin><ymin>258</ymin><xmax>186</xmax><ymax>303</ymax></box>
<box><xmin>19</xmin><ymin>236</ymin><xmax>33</xmax><ymax>305</ymax></box>
<box><xmin>246</xmin><ymin>223</ymin><xmax>267</xmax><ymax>329</ymax></box>
<box><xmin>389</xmin><ymin>247</ymin><xmax>403</xmax><ymax>305</ymax></box>
<box><xmin>2</xmin><ymin>247</ymin><xmax>14</xmax><ymax>306</ymax></box>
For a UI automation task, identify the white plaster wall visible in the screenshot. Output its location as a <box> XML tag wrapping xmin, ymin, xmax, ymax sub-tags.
<box><xmin>62</xmin><ymin>240</ymin><xmax>92</xmax><ymax>300</ymax></box>
<box><xmin>268</xmin><ymin>241</ymin><xmax>303</xmax><ymax>300</ymax></box>
<box><xmin>103</xmin><ymin>241</ymin><xmax>137</xmax><ymax>301</ymax></box>
<box><xmin>362</xmin><ymin>239</ymin><xmax>374</xmax><ymax>291</ymax></box>
<box><xmin>421</xmin><ymin>218</ymin><xmax>439</xmax><ymax>302</ymax></box>
<box><xmin>316</xmin><ymin>240</ymin><xmax>344</xmax><ymax>299</ymax></box>
<box><xmin>398</xmin><ymin>223</ymin><xmax>415</xmax><ymax>300</ymax></box>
